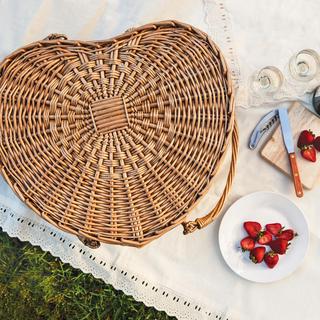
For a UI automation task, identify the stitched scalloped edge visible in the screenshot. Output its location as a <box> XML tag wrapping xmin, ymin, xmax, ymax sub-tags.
<box><xmin>0</xmin><ymin>204</ymin><xmax>234</xmax><ymax>320</ymax></box>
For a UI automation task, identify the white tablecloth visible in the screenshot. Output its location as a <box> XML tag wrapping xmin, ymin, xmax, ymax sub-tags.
<box><xmin>1</xmin><ymin>1</ymin><xmax>320</xmax><ymax>319</ymax></box>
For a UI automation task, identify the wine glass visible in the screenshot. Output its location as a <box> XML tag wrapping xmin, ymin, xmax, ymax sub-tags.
<box><xmin>250</xmin><ymin>66</ymin><xmax>284</xmax><ymax>96</ymax></box>
<box><xmin>288</xmin><ymin>49</ymin><xmax>320</xmax><ymax>82</ymax></box>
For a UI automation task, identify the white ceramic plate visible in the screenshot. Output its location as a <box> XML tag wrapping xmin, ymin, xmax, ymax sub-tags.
<box><xmin>219</xmin><ymin>191</ymin><xmax>309</xmax><ymax>283</ymax></box>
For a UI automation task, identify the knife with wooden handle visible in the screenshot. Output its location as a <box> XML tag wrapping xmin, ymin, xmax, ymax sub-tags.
<box><xmin>278</xmin><ymin>108</ymin><xmax>304</xmax><ymax>198</ymax></box>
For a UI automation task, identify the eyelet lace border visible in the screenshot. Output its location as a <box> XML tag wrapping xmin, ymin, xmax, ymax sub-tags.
<box><xmin>0</xmin><ymin>204</ymin><xmax>234</xmax><ymax>320</ymax></box>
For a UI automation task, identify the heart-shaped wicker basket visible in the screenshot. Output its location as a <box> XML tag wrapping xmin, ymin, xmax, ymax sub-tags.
<box><xmin>0</xmin><ymin>20</ymin><xmax>238</xmax><ymax>248</ymax></box>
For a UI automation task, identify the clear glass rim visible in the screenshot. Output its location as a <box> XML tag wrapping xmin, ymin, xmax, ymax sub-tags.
<box><xmin>250</xmin><ymin>66</ymin><xmax>284</xmax><ymax>95</ymax></box>
<box><xmin>289</xmin><ymin>49</ymin><xmax>320</xmax><ymax>82</ymax></box>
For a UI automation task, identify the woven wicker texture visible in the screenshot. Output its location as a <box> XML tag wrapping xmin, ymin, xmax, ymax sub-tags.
<box><xmin>0</xmin><ymin>21</ymin><xmax>238</xmax><ymax>247</ymax></box>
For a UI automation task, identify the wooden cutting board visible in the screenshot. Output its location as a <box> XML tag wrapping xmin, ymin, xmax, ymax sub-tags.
<box><xmin>261</xmin><ymin>102</ymin><xmax>320</xmax><ymax>190</ymax></box>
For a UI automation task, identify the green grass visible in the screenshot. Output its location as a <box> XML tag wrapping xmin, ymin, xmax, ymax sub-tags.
<box><xmin>0</xmin><ymin>230</ymin><xmax>175</xmax><ymax>320</ymax></box>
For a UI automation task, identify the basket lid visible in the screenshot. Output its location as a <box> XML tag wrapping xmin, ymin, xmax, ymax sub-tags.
<box><xmin>0</xmin><ymin>21</ymin><xmax>235</xmax><ymax>247</ymax></box>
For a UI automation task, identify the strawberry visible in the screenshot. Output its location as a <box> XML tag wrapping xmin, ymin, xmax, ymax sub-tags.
<box><xmin>277</xmin><ymin>229</ymin><xmax>297</xmax><ymax>241</ymax></box>
<box><xmin>244</xmin><ymin>221</ymin><xmax>261</xmax><ymax>238</ymax></box>
<box><xmin>257</xmin><ymin>230</ymin><xmax>273</xmax><ymax>245</ymax></box>
<box><xmin>266</xmin><ymin>223</ymin><xmax>283</xmax><ymax>236</ymax></box>
<box><xmin>301</xmin><ymin>145</ymin><xmax>317</xmax><ymax>162</ymax></box>
<box><xmin>240</xmin><ymin>237</ymin><xmax>255</xmax><ymax>251</ymax></box>
<box><xmin>264</xmin><ymin>251</ymin><xmax>279</xmax><ymax>269</ymax></box>
<box><xmin>250</xmin><ymin>246</ymin><xmax>266</xmax><ymax>264</ymax></box>
<box><xmin>314</xmin><ymin>136</ymin><xmax>320</xmax><ymax>152</ymax></box>
<box><xmin>269</xmin><ymin>238</ymin><xmax>289</xmax><ymax>255</ymax></box>
<box><xmin>297</xmin><ymin>129</ymin><xmax>315</xmax><ymax>149</ymax></box>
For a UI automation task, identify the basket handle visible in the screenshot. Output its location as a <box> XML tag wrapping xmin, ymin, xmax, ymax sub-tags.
<box><xmin>43</xmin><ymin>33</ymin><xmax>68</xmax><ymax>41</ymax></box>
<box><xmin>182</xmin><ymin>121</ymin><xmax>239</xmax><ymax>234</ymax></box>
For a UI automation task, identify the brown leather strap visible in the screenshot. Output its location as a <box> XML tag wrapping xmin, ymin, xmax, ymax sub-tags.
<box><xmin>182</xmin><ymin>122</ymin><xmax>239</xmax><ymax>234</ymax></box>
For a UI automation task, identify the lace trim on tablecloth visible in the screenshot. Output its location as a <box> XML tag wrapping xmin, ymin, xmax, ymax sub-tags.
<box><xmin>0</xmin><ymin>204</ymin><xmax>234</xmax><ymax>320</ymax></box>
<box><xmin>203</xmin><ymin>0</ymin><xmax>241</xmax><ymax>87</ymax></box>
<box><xmin>0</xmin><ymin>2</ymin><xmax>240</xmax><ymax>319</ymax></box>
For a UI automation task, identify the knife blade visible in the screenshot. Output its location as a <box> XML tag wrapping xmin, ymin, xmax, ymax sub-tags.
<box><xmin>278</xmin><ymin>108</ymin><xmax>294</xmax><ymax>153</ymax></box>
<box><xmin>278</xmin><ymin>108</ymin><xmax>304</xmax><ymax>198</ymax></box>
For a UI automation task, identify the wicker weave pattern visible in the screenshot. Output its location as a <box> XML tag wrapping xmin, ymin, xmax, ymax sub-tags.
<box><xmin>0</xmin><ymin>21</ymin><xmax>237</xmax><ymax>247</ymax></box>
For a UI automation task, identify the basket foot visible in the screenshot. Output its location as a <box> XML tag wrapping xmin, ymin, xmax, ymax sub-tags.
<box><xmin>78</xmin><ymin>235</ymin><xmax>101</xmax><ymax>249</ymax></box>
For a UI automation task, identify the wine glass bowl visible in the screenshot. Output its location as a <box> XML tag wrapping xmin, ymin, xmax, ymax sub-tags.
<box><xmin>288</xmin><ymin>49</ymin><xmax>320</xmax><ymax>82</ymax></box>
<box><xmin>250</xmin><ymin>66</ymin><xmax>284</xmax><ymax>96</ymax></box>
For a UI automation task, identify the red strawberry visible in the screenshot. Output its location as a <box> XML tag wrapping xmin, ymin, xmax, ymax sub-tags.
<box><xmin>250</xmin><ymin>246</ymin><xmax>266</xmax><ymax>264</ymax></box>
<box><xmin>244</xmin><ymin>221</ymin><xmax>261</xmax><ymax>238</ymax></box>
<box><xmin>301</xmin><ymin>145</ymin><xmax>317</xmax><ymax>162</ymax></box>
<box><xmin>314</xmin><ymin>136</ymin><xmax>320</xmax><ymax>152</ymax></box>
<box><xmin>264</xmin><ymin>251</ymin><xmax>279</xmax><ymax>269</ymax></box>
<box><xmin>277</xmin><ymin>229</ymin><xmax>297</xmax><ymax>241</ymax></box>
<box><xmin>266</xmin><ymin>223</ymin><xmax>283</xmax><ymax>236</ymax></box>
<box><xmin>269</xmin><ymin>238</ymin><xmax>289</xmax><ymax>255</ymax></box>
<box><xmin>240</xmin><ymin>237</ymin><xmax>255</xmax><ymax>251</ymax></box>
<box><xmin>297</xmin><ymin>129</ymin><xmax>315</xmax><ymax>149</ymax></box>
<box><xmin>257</xmin><ymin>230</ymin><xmax>273</xmax><ymax>245</ymax></box>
